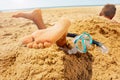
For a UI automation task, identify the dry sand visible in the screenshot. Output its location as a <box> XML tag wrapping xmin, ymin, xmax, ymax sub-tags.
<box><xmin>0</xmin><ymin>5</ymin><xmax>120</xmax><ymax>80</ymax></box>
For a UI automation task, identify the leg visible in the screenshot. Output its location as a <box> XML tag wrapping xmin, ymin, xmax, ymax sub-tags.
<box><xmin>22</xmin><ymin>18</ymin><xmax>71</xmax><ymax>48</ymax></box>
<box><xmin>13</xmin><ymin>9</ymin><xmax>46</xmax><ymax>29</ymax></box>
<box><xmin>13</xmin><ymin>9</ymin><xmax>69</xmax><ymax>47</ymax></box>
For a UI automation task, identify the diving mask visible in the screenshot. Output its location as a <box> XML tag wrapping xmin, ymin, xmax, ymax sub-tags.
<box><xmin>67</xmin><ymin>32</ymin><xmax>108</xmax><ymax>54</ymax></box>
<box><xmin>68</xmin><ymin>32</ymin><xmax>92</xmax><ymax>54</ymax></box>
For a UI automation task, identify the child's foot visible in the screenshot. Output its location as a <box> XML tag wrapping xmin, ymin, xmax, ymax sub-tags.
<box><xmin>22</xmin><ymin>18</ymin><xmax>71</xmax><ymax>49</ymax></box>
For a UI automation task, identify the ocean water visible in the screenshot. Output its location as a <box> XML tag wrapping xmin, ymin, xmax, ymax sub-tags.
<box><xmin>0</xmin><ymin>0</ymin><xmax>119</xmax><ymax>11</ymax></box>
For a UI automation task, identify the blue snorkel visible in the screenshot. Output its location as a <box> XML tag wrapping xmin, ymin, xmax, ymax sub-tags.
<box><xmin>67</xmin><ymin>32</ymin><xmax>108</xmax><ymax>54</ymax></box>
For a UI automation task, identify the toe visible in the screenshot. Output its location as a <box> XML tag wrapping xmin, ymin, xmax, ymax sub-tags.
<box><xmin>27</xmin><ymin>42</ymin><xmax>33</xmax><ymax>48</ymax></box>
<box><xmin>12</xmin><ymin>13</ymin><xmax>22</xmax><ymax>18</ymax></box>
<box><xmin>12</xmin><ymin>14</ymin><xmax>19</xmax><ymax>18</ymax></box>
<box><xmin>38</xmin><ymin>43</ymin><xmax>44</xmax><ymax>48</ymax></box>
<box><xmin>22</xmin><ymin>35</ymin><xmax>34</xmax><ymax>45</ymax></box>
<box><xmin>12</xmin><ymin>15</ymin><xmax>17</xmax><ymax>17</ymax></box>
<box><xmin>32</xmin><ymin>42</ymin><xmax>39</xmax><ymax>49</ymax></box>
<box><xmin>44</xmin><ymin>42</ymin><xmax>52</xmax><ymax>48</ymax></box>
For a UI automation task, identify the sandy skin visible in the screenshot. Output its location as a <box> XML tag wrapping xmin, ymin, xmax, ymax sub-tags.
<box><xmin>13</xmin><ymin>9</ymin><xmax>70</xmax><ymax>48</ymax></box>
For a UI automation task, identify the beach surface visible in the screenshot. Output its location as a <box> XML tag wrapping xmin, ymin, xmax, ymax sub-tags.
<box><xmin>0</xmin><ymin>5</ymin><xmax>120</xmax><ymax>80</ymax></box>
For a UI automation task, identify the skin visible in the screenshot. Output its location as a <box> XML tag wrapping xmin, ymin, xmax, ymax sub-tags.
<box><xmin>13</xmin><ymin>9</ymin><xmax>70</xmax><ymax>48</ymax></box>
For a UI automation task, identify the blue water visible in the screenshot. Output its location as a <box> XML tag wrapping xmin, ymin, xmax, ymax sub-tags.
<box><xmin>0</xmin><ymin>0</ymin><xmax>119</xmax><ymax>11</ymax></box>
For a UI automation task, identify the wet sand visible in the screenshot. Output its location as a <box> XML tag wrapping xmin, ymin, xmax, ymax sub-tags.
<box><xmin>0</xmin><ymin>5</ymin><xmax>120</xmax><ymax>80</ymax></box>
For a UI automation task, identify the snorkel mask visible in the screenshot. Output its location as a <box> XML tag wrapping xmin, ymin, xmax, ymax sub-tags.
<box><xmin>67</xmin><ymin>32</ymin><xmax>108</xmax><ymax>54</ymax></box>
<box><xmin>73</xmin><ymin>32</ymin><xmax>92</xmax><ymax>53</ymax></box>
<box><xmin>68</xmin><ymin>32</ymin><xmax>92</xmax><ymax>54</ymax></box>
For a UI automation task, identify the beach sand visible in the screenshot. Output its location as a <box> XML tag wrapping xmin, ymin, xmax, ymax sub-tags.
<box><xmin>0</xmin><ymin>5</ymin><xmax>120</xmax><ymax>80</ymax></box>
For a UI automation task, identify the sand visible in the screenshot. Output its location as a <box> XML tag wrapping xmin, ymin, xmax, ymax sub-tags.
<box><xmin>0</xmin><ymin>5</ymin><xmax>120</xmax><ymax>80</ymax></box>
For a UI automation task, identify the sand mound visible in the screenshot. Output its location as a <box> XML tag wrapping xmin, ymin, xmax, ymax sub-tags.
<box><xmin>0</xmin><ymin>9</ymin><xmax>120</xmax><ymax>80</ymax></box>
<box><xmin>69</xmin><ymin>16</ymin><xmax>120</xmax><ymax>80</ymax></box>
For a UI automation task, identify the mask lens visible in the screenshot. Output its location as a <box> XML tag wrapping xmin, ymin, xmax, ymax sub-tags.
<box><xmin>73</xmin><ymin>32</ymin><xmax>93</xmax><ymax>53</ymax></box>
<box><xmin>76</xmin><ymin>39</ymin><xmax>84</xmax><ymax>52</ymax></box>
<box><xmin>83</xmin><ymin>35</ymin><xmax>91</xmax><ymax>48</ymax></box>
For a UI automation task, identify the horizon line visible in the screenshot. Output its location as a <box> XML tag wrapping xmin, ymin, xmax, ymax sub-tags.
<box><xmin>0</xmin><ymin>4</ymin><xmax>120</xmax><ymax>12</ymax></box>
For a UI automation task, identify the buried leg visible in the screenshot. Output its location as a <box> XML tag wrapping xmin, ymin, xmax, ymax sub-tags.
<box><xmin>22</xmin><ymin>18</ymin><xmax>71</xmax><ymax>48</ymax></box>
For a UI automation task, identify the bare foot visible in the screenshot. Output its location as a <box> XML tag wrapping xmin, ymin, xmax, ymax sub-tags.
<box><xmin>13</xmin><ymin>9</ymin><xmax>70</xmax><ymax>48</ymax></box>
<box><xmin>22</xmin><ymin>18</ymin><xmax>71</xmax><ymax>49</ymax></box>
<box><xmin>12</xmin><ymin>9</ymin><xmax>46</xmax><ymax>29</ymax></box>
